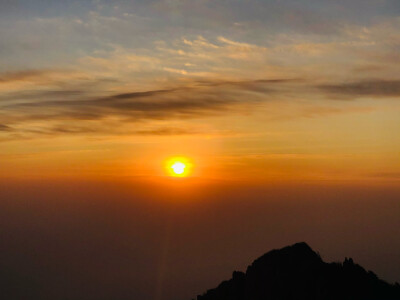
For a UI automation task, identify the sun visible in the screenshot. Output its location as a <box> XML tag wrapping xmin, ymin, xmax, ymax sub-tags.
<box><xmin>171</xmin><ymin>162</ymin><xmax>186</xmax><ymax>175</ymax></box>
<box><xmin>165</xmin><ymin>157</ymin><xmax>193</xmax><ymax>177</ymax></box>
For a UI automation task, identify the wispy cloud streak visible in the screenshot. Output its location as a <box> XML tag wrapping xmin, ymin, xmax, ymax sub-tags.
<box><xmin>319</xmin><ymin>80</ymin><xmax>400</xmax><ymax>98</ymax></box>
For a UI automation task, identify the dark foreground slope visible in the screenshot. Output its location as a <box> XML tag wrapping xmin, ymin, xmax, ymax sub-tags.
<box><xmin>195</xmin><ymin>242</ymin><xmax>400</xmax><ymax>300</ymax></box>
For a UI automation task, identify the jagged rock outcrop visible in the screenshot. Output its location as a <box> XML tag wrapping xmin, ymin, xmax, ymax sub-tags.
<box><xmin>196</xmin><ymin>242</ymin><xmax>400</xmax><ymax>300</ymax></box>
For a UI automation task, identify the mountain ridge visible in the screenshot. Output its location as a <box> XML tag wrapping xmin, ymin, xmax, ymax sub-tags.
<box><xmin>195</xmin><ymin>242</ymin><xmax>400</xmax><ymax>300</ymax></box>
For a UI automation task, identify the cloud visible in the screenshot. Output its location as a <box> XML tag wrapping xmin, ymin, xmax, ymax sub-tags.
<box><xmin>1</xmin><ymin>17</ymin><xmax>399</xmax><ymax>143</ymax></box>
<box><xmin>128</xmin><ymin>127</ymin><xmax>198</xmax><ymax>136</ymax></box>
<box><xmin>194</xmin><ymin>78</ymin><xmax>298</xmax><ymax>87</ymax></box>
<box><xmin>0</xmin><ymin>70</ymin><xmax>51</xmax><ymax>83</ymax></box>
<box><xmin>3</xmin><ymin>78</ymin><xmax>292</xmax><ymax>120</ymax></box>
<box><xmin>0</xmin><ymin>124</ymin><xmax>11</xmax><ymax>131</ymax></box>
<box><xmin>318</xmin><ymin>80</ymin><xmax>400</xmax><ymax>98</ymax></box>
<box><xmin>23</xmin><ymin>125</ymin><xmax>199</xmax><ymax>137</ymax></box>
<box><xmin>0</xmin><ymin>78</ymin><xmax>296</xmax><ymax>140</ymax></box>
<box><xmin>2</xmin><ymin>74</ymin><xmax>396</xmax><ymax>142</ymax></box>
<box><xmin>0</xmin><ymin>69</ymin><xmax>108</xmax><ymax>95</ymax></box>
<box><xmin>217</xmin><ymin>36</ymin><xmax>265</xmax><ymax>51</ymax></box>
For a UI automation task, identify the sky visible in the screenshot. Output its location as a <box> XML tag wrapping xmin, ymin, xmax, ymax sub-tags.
<box><xmin>0</xmin><ymin>1</ymin><xmax>399</xmax><ymax>299</ymax></box>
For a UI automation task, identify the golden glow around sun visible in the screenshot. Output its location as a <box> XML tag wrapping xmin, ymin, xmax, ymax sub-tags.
<box><xmin>165</xmin><ymin>157</ymin><xmax>193</xmax><ymax>177</ymax></box>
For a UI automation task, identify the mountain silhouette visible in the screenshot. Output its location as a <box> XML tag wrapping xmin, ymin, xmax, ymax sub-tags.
<box><xmin>195</xmin><ymin>242</ymin><xmax>400</xmax><ymax>300</ymax></box>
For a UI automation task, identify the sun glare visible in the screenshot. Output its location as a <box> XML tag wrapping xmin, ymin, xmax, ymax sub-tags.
<box><xmin>165</xmin><ymin>157</ymin><xmax>193</xmax><ymax>177</ymax></box>
<box><xmin>171</xmin><ymin>162</ymin><xmax>186</xmax><ymax>175</ymax></box>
